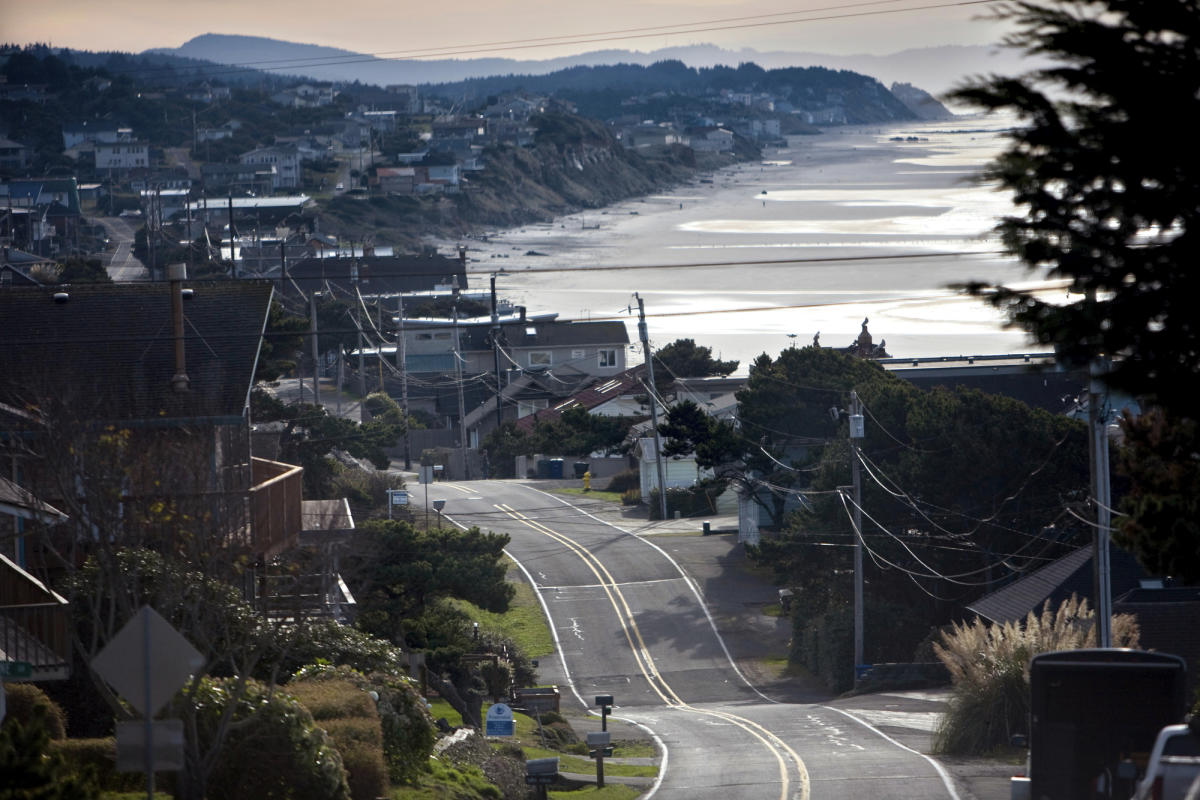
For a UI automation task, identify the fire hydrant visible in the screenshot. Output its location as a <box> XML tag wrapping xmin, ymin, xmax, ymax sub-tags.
<box><xmin>583</xmin><ymin>470</ymin><xmax>591</xmax><ymax>491</ymax></box>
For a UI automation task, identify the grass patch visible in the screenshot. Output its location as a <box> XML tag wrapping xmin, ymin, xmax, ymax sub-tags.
<box><xmin>607</xmin><ymin>739</ymin><xmax>656</xmax><ymax>758</ymax></box>
<box><xmin>427</xmin><ymin>698</ymin><xmax>464</xmax><ymax>728</ymax></box>
<box><xmin>391</xmin><ymin>758</ymin><xmax>501</xmax><ymax>799</ymax></box>
<box><xmin>762</xmin><ymin>603</ymin><xmax>784</xmax><ymax>617</ymax></box>
<box><xmin>519</xmin><ymin>746</ymin><xmax>657</xmax><ymax>778</ymax></box>
<box><xmin>448</xmin><ymin>564</ymin><xmax>554</xmax><ymax>658</ymax></box>
<box><xmin>554</xmin><ymin>488</ymin><xmax>626</xmax><ymax>504</ymax></box>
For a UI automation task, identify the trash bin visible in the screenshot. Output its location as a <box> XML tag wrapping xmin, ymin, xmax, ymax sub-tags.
<box><xmin>536</xmin><ymin>459</ymin><xmax>553</xmax><ymax>479</ymax></box>
<box><xmin>573</xmin><ymin>461</ymin><xmax>590</xmax><ymax>478</ymax></box>
<box><xmin>548</xmin><ymin>459</ymin><xmax>564</xmax><ymax>479</ymax></box>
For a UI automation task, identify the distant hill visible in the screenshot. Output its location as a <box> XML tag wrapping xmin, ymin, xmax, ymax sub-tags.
<box><xmin>147</xmin><ymin>35</ymin><xmax>1050</xmax><ymax>98</ymax></box>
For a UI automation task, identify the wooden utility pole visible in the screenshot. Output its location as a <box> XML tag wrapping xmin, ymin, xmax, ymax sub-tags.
<box><xmin>635</xmin><ymin>293</ymin><xmax>669</xmax><ymax>521</ymax></box>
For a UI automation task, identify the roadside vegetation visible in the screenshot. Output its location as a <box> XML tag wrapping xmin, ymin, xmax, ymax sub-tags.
<box><xmin>933</xmin><ymin>597</ymin><xmax>1139</xmax><ymax>756</ymax></box>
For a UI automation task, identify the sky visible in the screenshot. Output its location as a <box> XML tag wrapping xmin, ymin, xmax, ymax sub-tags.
<box><xmin>3</xmin><ymin>0</ymin><xmax>1010</xmax><ymax>60</ymax></box>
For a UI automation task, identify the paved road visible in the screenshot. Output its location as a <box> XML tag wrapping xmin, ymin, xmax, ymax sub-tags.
<box><xmin>424</xmin><ymin>479</ymin><xmax>965</xmax><ymax>800</ymax></box>
<box><xmin>96</xmin><ymin>216</ymin><xmax>149</xmax><ymax>281</ymax></box>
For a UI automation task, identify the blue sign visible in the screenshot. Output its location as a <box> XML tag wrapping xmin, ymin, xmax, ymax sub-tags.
<box><xmin>485</xmin><ymin>703</ymin><xmax>515</xmax><ymax>737</ymax></box>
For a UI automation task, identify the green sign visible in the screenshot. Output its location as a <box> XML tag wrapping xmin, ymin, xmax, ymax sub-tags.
<box><xmin>0</xmin><ymin>661</ymin><xmax>33</xmax><ymax>679</ymax></box>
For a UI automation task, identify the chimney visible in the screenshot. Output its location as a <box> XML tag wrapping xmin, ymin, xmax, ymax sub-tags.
<box><xmin>169</xmin><ymin>263</ymin><xmax>190</xmax><ymax>393</ymax></box>
<box><xmin>458</xmin><ymin>245</ymin><xmax>467</xmax><ymax>267</ymax></box>
<box><xmin>518</xmin><ymin>305</ymin><xmax>526</xmax><ymax>322</ymax></box>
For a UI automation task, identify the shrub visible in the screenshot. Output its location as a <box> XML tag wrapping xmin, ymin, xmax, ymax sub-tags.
<box><xmin>320</xmin><ymin>719</ymin><xmax>387</xmax><ymax>800</ymax></box>
<box><xmin>605</xmin><ymin>468</ymin><xmax>640</xmax><ymax>493</ymax></box>
<box><xmin>263</xmin><ymin>619</ymin><xmax>407</xmax><ymax>679</ymax></box>
<box><xmin>932</xmin><ymin>596</ymin><xmax>1140</xmax><ymax>755</ymax></box>
<box><xmin>288</xmin><ymin>680</ymin><xmax>377</xmax><ymax>721</ymax></box>
<box><xmin>621</xmin><ymin>488</ymin><xmax>641</xmax><ymax>506</ymax></box>
<box><xmin>2</xmin><ymin>683</ymin><xmax>67</xmax><ymax>739</ymax></box>
<box><xmin>194</xmin><ymin>677</ymin><xmax>350</xmax><ymax>800</ymax></box>
<box><xmin>0</xmin><ymin>708</ymin><xmax>100</xmax><ymax>799</ymax></box>
<box><xmin>50</xmin><ymin>738</ymin><xmax>144</xmax><ymax>793</ymax></box>
<box><xmin>291</xmin><ymin>663</ymin><xmax>435</xmax><ymax>785</ymax></box>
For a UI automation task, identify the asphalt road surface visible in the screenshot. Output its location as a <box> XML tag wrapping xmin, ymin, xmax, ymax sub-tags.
<box><xmin>424</xmin><ymin>478</ymin><xmax>962</xmax><ymax>800</ymax></box>
<box><xmin>96</xmin><ymin>215</ymin><xmax>149</xmax><ymax>282</ymax></box>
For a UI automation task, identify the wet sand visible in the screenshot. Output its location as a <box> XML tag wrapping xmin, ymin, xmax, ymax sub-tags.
<box><xmin>438</xmin><ymin>115</ymin><xmax>1051</xmax><ymax>368</ymax></box>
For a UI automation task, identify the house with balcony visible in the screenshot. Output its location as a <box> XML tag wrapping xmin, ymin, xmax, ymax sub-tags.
<box><xmin>0</xmin><ymin>280</ymin><xmax>305</xmax><ymax>604</ymax></box>
<box><xmin>240</xmin><ymin>144</ymin><xmax>301</xmax><ymax>192</ymax></box>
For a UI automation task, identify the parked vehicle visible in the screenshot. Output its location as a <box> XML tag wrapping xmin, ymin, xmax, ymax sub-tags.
<box><xmin>1011</xmin><ymin>649</ymin><xmax>1188</xmax><ymax>800</ymax></box>
<box><xmin>1134</xmin><ymin>721</ymin><xmax>1200</xmax><ymax>800</ymax></box>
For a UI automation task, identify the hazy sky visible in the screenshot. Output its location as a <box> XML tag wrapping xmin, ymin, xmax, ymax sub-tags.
<box><xmin>3</xmin><ymin>0</ymin><xmax>1008</xmax><ymax>59</ymax></box>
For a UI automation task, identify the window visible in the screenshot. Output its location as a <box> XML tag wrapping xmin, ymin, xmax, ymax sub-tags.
<box><xmin>416</xmin><ymin>333</ymin><xmax>433</xmax><ymax>341</ymax></box>
<box><xmin>571</xmin><ymin>349</ymin><xmax>586</xmax><ymax>360</ymax></box>
<box><xmin>529</xmin><ymin>351</ymin><xmax>551</xmax><ymax>367</ymax></box>
<box><xmin>599</xmin><ymin>349</ymin><xmax>618</xmax><ymax>368</ymax></box>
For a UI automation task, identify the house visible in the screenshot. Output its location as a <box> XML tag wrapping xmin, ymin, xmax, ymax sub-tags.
<box><xmin>376</xmin><ymin>166</ymin><xmax>415</xmax><ymax>195</ymax></box>
<box><xmin>384</xmin><ymin>84</ymin><xmax>421</xmax><ymax>114</ymax></box>
<box><xmin>271</xmin><ymin>84</ymin><xmax>337</xmax><ymax>108</ymax></box>
<box><xmin>199</xmin><ymin>162</ymin><xmax>270</xmax><ymax>195</ymax></box>
<box><xmin>0</xmin><ymin>137</ymin><xmax>32</xmax><ymax>173</ymax></box>
<box><xmin>95</xmin><ymin>139</ymin><xmax>150</xmax><ymax>172</ymax></box>
<box><xmin>1</xmin><ymin>247</ymin><xmax>55</xmax><ymax>286</ymax></box>
<box><xmin>0</xmin><ymin>279</ymin><xmax>304</xmax><ymax>572</ymax></box>
<box><xmin>0</xmin><ymin>178</ymin><xmax>82</xmax><ymax>254</ymax></box>
<box><xmin>285</xmin><ymin>249</ymin><xmax>468</xmax><ymax>298</ymax></box>
<box><xmin>687</xmin><ymin>127</ymin><xmax>734</xmax><ymax>153</ymax></box>
<box><xmin>240</xmin><ymin>144</ymin><xmax>301</xmax><ymax>191</ymax></box>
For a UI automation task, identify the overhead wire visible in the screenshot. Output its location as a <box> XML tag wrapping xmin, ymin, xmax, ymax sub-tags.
<box><xmin>97</xmin><ymin>0</ymin><xmax>1004</xmax><ymax>81</ymax></box>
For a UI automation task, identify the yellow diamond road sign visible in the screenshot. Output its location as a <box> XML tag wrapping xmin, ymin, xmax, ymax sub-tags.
<box><xmin>91</xmin><ymin>606</ymin><xmax>204</xmax><ymax>718</ymax></box>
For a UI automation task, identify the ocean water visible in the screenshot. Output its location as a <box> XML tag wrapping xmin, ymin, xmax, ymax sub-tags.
<box><xmin>455</xmin><ymin>113</ymin><xmax>1058</xmax><ymax>369</ymax></box>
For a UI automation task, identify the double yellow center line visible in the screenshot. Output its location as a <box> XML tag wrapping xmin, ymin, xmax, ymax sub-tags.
<box><xmin>496</xmin><ymin>503</ymin><xmax>810</xmax><ymax>800</ymax></box>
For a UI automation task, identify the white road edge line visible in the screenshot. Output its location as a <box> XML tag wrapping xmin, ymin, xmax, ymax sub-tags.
<box><xmin>821</xmin><ymin>705</ymin><xmax>962</xmax><ymax>800</ymax></box>
<box><xmin>523</xmin><ymin>486</ymin><xmax>776</xmax><ymax>705</ymax></box>
<box><xmin>443</xmin><ymin>511</ymin><xmax>668</xmax><ymax>799</ymax></box>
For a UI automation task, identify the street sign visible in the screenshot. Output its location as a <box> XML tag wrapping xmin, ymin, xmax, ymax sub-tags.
<box><xmin>91</xmin><ymin>606</ymin><xmax>204</xmax><ymax>717</ymax></box>
<box><xmin>485</xmin><ymin>703</ymin><xmax>515</xmax><ymax>736</ymax></box>
<box><xmin>419</xmin><ymin>465</ymin><xmax>434</xmax><ymax>485</ymax></box>
<box><xmin>116</xmin><ymin>719</ymin><xmax>185</xmax><ymax>772</ymax></box>
<box><xmin>389</xmin><ymin>489</ymin><xmax>409</xmax><ymax>506</ymax></box>
<box><xmin>0</xmin><ymin>661</ymin><xmax>33</xmax><ymax>679</ymax></box>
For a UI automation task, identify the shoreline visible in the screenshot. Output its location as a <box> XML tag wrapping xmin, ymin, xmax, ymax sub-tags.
<box><xmin>433</xmin><ymin>115</ymin><xmax>1042</xmax><ymax>367</ymax></box>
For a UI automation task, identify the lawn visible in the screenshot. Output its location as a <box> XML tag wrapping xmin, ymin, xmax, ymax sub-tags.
<box><xmin>447</xmin><ymin>563</ymin><xmax>555</xmax><ymax>658</ymax></box>
<box><xmin>554</xmin><ymin>487</ymin><xmax>626</xmax><ymax>504</ymax></box>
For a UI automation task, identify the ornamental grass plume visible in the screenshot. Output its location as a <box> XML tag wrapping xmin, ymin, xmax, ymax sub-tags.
<box><xmin>932</xmin><ymin>595</ymin><xmax>1139</xmax><ymax>755</ymax></box>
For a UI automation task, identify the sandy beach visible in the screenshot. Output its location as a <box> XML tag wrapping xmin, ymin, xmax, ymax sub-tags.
<box><xmin>440</xmin><ymin>114</ymin><xmax>1052</xmax><ymax>369</ymax></box>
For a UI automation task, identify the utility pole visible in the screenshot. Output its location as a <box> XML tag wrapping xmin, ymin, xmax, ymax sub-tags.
<box><xmin>1090</xmin><ymin>358</ymin><xmax>1113</xmax><ymax>647</ymax></box>
<box><xmin>396</xmin><ymin>292</ymin><xmax>411</xmax><ymax>469</ymax></box>
<box><xmin>453</xmin><ymin>298</ymin><xmax>469</xmax><ymax>480</ymax></box>
<box><xmin>849</xmin><ymin>390</ymin><xmax>865</xmax><ymax>683</ymax></box>
<box><xmin>353</xmin><ymin>262</ymin><xmax>367</xmax><ymax>422</ymax></box>
<box><xmin>490</xmin><ymin>273</ymin><xmax>504</xmax><ymax>429</ymax></box>
<box><xmin>309</xmin><ymin>289</ymin><xmax>321</xmax><ymax>408</ymax></box>
<box><xmin>635</xmin><ymin>293</ymin><xmax>669</xmax><ymax>521</ymax></box>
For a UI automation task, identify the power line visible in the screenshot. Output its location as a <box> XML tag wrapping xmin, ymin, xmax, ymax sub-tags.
<box><xmin>93</xmin><ymin>0</ymin><xmax>1003</xmax><ymax>82</ymax></box>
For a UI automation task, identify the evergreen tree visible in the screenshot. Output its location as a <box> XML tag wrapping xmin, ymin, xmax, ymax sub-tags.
<box><xmin>951</xmin><ymin>0</ymin><xmax>1200</xmax><ymax>580</ymax></box>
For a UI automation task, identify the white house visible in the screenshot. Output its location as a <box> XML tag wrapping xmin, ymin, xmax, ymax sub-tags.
<box><xmin>95</xmin><ymin>140</ymin><xmax>149</xmax><ymax>171</ymax></box>
<box><xmin>240</xmin><ymin>145</ymin><xmax>301</xmax><ymax>191</ymax></box>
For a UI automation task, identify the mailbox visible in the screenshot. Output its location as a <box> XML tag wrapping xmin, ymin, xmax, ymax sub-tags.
<box><xmin>586</xmin><ymin>731</ymin><xmax>611</xmax><ymax>747</ymax></box>
<box><xmin>594</xmin><ymin>694</ymin><xmax>613</xmax><ymax>707</ymax></box>
<box><xmin>527</xmin><ymin>757</ymin><xmax>559</xmax><ymax>776</ymax></box>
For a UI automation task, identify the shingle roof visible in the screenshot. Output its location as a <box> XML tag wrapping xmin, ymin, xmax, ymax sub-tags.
<box><xmin>514</xmin><ymin>364</ymin><xmax>646</xmax><ymax>432</ymax></box>
<box><xmin>460</xmin><ymin>320</ymin><xmax>630</xmax><ymax>351</ymax></box>
<box><xmin>287</xmin><ymin>254</ymin><xmax>466</xmax><ymax>296</ymax></box>
<box><xmin>966</xmin><ymin>545</ymin><xmax>1148</xmax><ymax>624</ymax></box>
<box><xmin>0</xmin><ymin>281</ymin><xmax>273</xmax><ymax>422</ymax></box>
